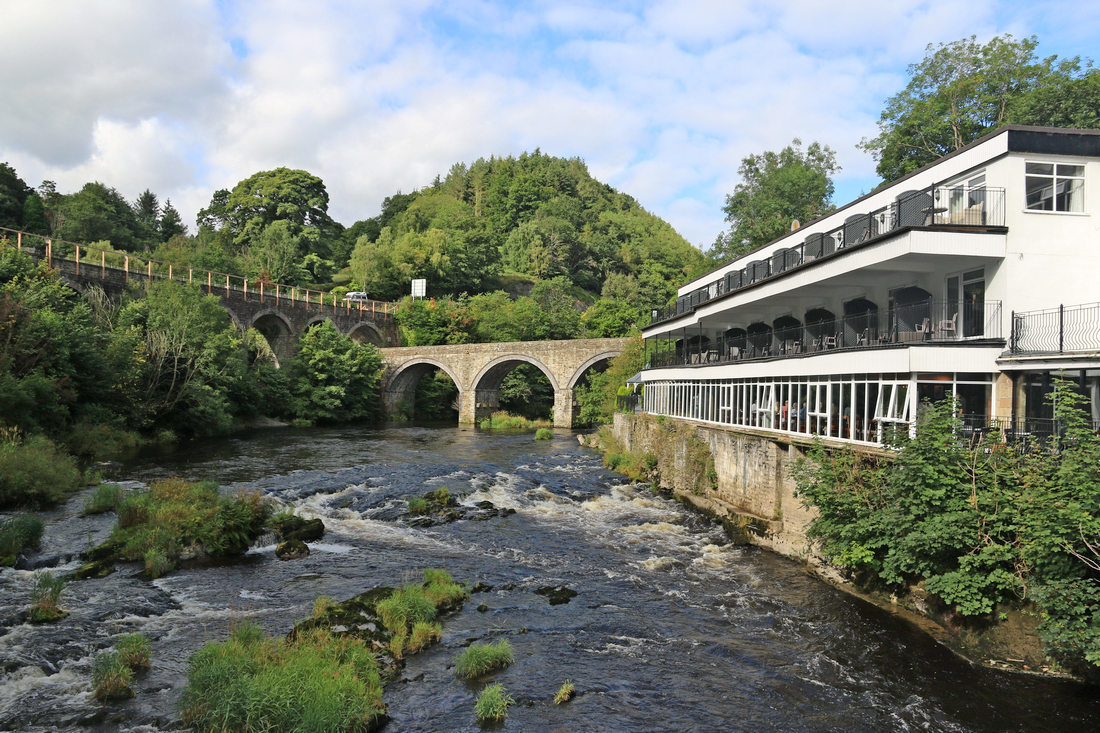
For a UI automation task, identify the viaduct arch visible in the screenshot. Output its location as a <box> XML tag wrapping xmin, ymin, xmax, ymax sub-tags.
<box><xmin>380</xmin><ymin>338</ymin><xmax>632</xmax><ymax>428</ymax></box>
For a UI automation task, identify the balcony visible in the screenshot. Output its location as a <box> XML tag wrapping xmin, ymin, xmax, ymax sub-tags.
<box><xmin>650</xmin><ymin>186</ymin><xmax>1006</xmax><ymax>327</ymax></box>
<box><xmin>1009</xmin><ymin>302</ymin><xmax>1100</xmax><ymax>354</ymax></box>
<box><xmin>646</xmin><ymin>300</ymin><xmax>1002</xmax><ymax>368</ymax></box>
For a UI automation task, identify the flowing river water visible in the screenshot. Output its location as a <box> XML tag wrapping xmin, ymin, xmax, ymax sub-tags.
<box><xmin>0</xmin><ymin>425</ymin><xmax>1097</xmax><ymax>732</ymax></box>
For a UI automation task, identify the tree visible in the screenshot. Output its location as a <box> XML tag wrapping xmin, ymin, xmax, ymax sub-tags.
<box><xmin>158</xmin><ymin>199</ymin><xmax>186</xmax><ymax>240</ymax></box>
<box><xmin>581</xmin><ymin>298</ymin><xmax>642</xmax><ymax>338</ymax></box>
<box><xmin>56</xmin><ymin>182</ymin><xmax>140</xmax><ymax>251</ymax></box>
<box><xmin>243</xmin><ymin>220</ymin><xmax>307</xmax><ymax>285</ymax></box>
<box><xmin>133</xmin><ymin>189</ymin><xmax>160</xmax><ymax>248</ymax></box>
<box><xmin>216</xmin><ymin>168</ymin><xmax>334</xmax><ymax>254</ymax></box>
<box><xmin>1007</xmin><ymin>67</ymin><xmax>1100</xmax><ymax>129</ymax></box>
<box><xmin>21</xmin><ymin>193</ymin><xmax>48</xmax><ymax>234</ymax></box>
<box><xmin>0</xmin><ymin>163</ymin><xmax>32</xmax><ymax>230</ymax></box>
<box><xmin>287</xmin><ymin>321</ymin><xmax>382</xmax><ymax>423</ymax></box>
<box><xmin>860</xmin><ymin>35</ymin><xmax>1064</xmax><ymax>182</ymax></box>
<box><xmin>715</xmin><ymin>139</ymin><xmax>838</xmax><ymax>261</ymax></box>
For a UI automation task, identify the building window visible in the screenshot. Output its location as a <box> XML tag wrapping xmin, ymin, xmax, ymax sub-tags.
<box><xmin>1025</xmin><ymin>162</ymin><xmax>1084</xmax><ymax>212</ymax></box>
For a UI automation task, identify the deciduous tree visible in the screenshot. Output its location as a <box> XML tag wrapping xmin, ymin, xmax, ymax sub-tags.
<box><xmin>715</xmin><ymin>140</ymin><xmax>838</xmax><ymax>261</ymax></box>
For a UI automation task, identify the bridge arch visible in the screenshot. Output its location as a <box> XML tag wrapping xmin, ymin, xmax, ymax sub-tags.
<box><xmin>469</xmin><ymin>354</ymin><xmax>558</xmax><ymax>424</ymax></box>
<box><xmin>567</xmin><ymin>350</ymin><xmax>622</xmax><ymax>390</ymax></box>
<box><xmin>252</xmin><ymin>309</ymin><xmax>295</xmax><ymax>365</ymax></box>
<box><xmin>305</xmin><ymin>315</ymin><xmax>332</xmax><ymax>330</ymax></box>
<box><xmin>348</xmin><ymin>321</ymin><xmax>385</xmax><ymax>347</ymax></box>
<box><xmin>383</xmin><ymin>358</ymin><xmax>462</xmax><ymax>421</ymax></box>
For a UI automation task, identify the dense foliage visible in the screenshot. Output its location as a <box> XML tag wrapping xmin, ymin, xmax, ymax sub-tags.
<box><xmin>794</xmin><ymin>383</ymin><xmax>1100</xmax><ymax>670</ymax></box>
<box><xmin>0</xmin><ymin>247</ymin><xmax>385</xmax><ymax>508</ymax></box>
<box><xmin>349</xmin><ymin>151</ymin><xmax>705</xmax><ymax>311</ymax></box>
<box><xmin>713</xmin><ymin>139</ymin><xmax>839</xmax><ymax>261</ymax></box>
<box><xmin>861</xmin><ymin>34</ymin><xmax>1098</xmax><ymax>182</ymax></box>
<box><xmin>573</xmin><ymin>336</ymin><xmax>644</xmax><ymax>426</ymax></box>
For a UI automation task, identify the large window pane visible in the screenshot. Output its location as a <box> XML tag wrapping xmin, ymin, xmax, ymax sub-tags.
<box><xmin>1026</xmin><ymin>175</ymin><xmax>1053</xmax><ymax>210</ymax></box>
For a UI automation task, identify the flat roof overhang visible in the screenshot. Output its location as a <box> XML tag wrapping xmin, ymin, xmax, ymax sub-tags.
<box><xmin>997</xmin><ymin>353</ymin><xmax>1100</xmax><ymax>371</ymax></box>
<box><xmin>644</xmin><ymin>228</ymin><xmax>1007</xmax><ymax>338</ymax></box>
<box><xmin>641</xmin><ymin>343</ymin><xmax>1004</xmax><ymax>381</ymax></box>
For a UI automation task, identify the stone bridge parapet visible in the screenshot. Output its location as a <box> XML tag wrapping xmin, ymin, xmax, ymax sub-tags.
<box><xmin>380</xmin><ymin>337</ymin><xmax>631</xmax><ymax>427</ymax></box>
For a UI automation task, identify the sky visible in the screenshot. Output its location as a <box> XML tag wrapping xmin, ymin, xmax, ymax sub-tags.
<box><xmin>1</xmin><ymin>0</ymin><xmax>1095</xmax><ymax>250</ymax></box>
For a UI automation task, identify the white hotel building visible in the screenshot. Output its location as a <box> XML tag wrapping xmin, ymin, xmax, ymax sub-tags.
<box><xmin>638</xmin><ymin>126</ymin><xmax>1100</xmax><ymax>446</ymax></box>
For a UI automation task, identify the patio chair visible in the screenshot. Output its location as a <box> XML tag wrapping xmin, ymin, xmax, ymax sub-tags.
<box><xmin>938</xmin><ymin>312</ymin><xmax>958</xmax><ymax>338</ymax></box>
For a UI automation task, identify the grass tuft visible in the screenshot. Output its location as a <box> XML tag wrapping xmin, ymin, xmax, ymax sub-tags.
<box><xmin>312</xmin><ymin>595</ymin><xmax>336</xmax><ymax>619</ymax></box>
<box><xmin>535</xmin><ymin>427</ymin><xmax>553</xmax><ymax>440</ymax></box>
<box><xmin>28</xmin><ymin>570</ymin><xmax>66</xmax><ymax>623</ymax></box>
<box><xmin>376</xmin><ymin>584</ymin><xmax>437</xmax><ymax>634</ymax></box>
<box><xmin>479</xmin><ymin>411</ymin><xmax>551</xmax><ymax>432</ymax></box>
<box><xmin>92</xmin><ymin>651</ymin><xmax>134</xmax><ymax>701</ymax></box>
<box><xmin>407</xmin><ymin>496</ymin><xmax>428</xmax><ymax>515</ymax></box>
<box><xmin>553</xmin><ymin>680</ymin><xmax>576</xmax><ymax>704</ymax></box>
<box><xmin>406</xmin><ymin>621</ymin><xmax>442</xmax><ymax>653</ymax></box>
<box><xmin>181</xmin><ymin>625</ymin><xmax>385</xmax><ymax>731</ymax></box>
<box><xmin>474</xmin><ymin>683</ymin><xmax>514</xmax><ymax>723</ymax></box>
<box><xmin>115</xmin><ymin>633</ymin><xmax>151</xmax><ymax>671</ymax></box>
<box><xmin>454</xmin><ymin>640</ymin><xmax>514</xmax><ymax>679</ymax></box>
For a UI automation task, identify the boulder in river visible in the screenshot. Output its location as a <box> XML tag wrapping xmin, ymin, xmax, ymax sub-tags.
<box><xmin>270</xmin><ymin>514</ymin><xmax>325</xmax><ymax>543</ymax></box>
<box><xmin>534</xmin><ymin>585</ymin><xmax>578</xmax><ymax>605</ymax></box>
<box><xmin>276</xmin><ymin>539</ymin><xmax>310</xmax><ymax>560</ymax></box>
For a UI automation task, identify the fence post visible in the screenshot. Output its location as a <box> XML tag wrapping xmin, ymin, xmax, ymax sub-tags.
<box><xmin>208</xmin><ymin>270</ymin><xmax>212</xmax><ymax>293</ymax></box>
<box><xmin>16</xmin><ymin>231</ymin><xmax>20</xmax><ymax>250</ymax></box>
<box><xmin>260</xmin><ymin>280</ymin><xmax>264</xmax><ymax>303</ymax></box>
<box><xmin>46</xmin><ymin>238</ymin><xmax>51</xmax><ymax>266</ymax></box>
<box><xmin>189</xmin><ymin>267</ymin><xmax>193</xmax><ymax>284</ymax></box>
<box><xmin>101</xmin><ymin>250</ymin><xmax>105</xmax><ymax>277</ymax></box>
<box><xmin>75</xmin><ymin>245</ymin><xmax>79</xmax><ymax>275</ymax></box>
<box><xmin>225</xmin><ymin>274</ymin><xmax>229</xmax><ymax>297</ymax></box>
<box><xmin>1059</xmin><ymin>303</ymin><xmax>1064</xmax><ymax>353</ymax></box>
<box><xmin>168</xmin><ymin>263</ymin><xmax>172</xmax><ymax>281</ymax></box>
<box><xmin>244</xmin><ymin>278</ymin><xmax>248</xmax><ymax>300</ymax></box>
<box><xmin>125</xmin><ymin>255</ymin><xmax>129</xmax><ymax>284</ymax></box>
<box><xmin>146</xmin><ymin>260</ymin><xmax>152</xmax><ymax>290</ymax></box>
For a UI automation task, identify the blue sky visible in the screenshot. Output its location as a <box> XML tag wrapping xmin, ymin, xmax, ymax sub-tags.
<box><xmin>1</xmin><ymin>1</ymin><xmax>1095</xmax><ymax>249</ymax></box>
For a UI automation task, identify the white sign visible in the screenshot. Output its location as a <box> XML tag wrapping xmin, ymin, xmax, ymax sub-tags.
<box><xmin>411</xmin><ymin>278</ymin><xmax>426</xmax><ymax>298</ymax></box>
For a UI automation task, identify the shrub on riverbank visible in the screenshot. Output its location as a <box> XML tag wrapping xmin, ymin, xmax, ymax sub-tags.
<box><xmin>455</xmin><ymin>640</ymin><xmax>513</xmax><ymax>679</ymax></box>
<box><xmin>474</xmin><ymin>683</ymin><xmax>514</xmax><ymax>723</ymax></box>
<box><xmin>478</xmin><ymin>410</ymin><xmax>551</xmax><ymax>431</ymax></box>
<box><xmin>89</xmin><ymin>478</ymin><xmax>270</xmax><ymax>576</ymax></box>
<box><xmin>0</xmin><ymin>513</ymin><xmax>44</xmax><ymax>566</ymax></box>
<box><xmin>180</xmin><ymin>621</ymin><xmax>386</xmax><ymax>732</ymax></box>
<box><xmin>83</xmin><ymin>483</ymin><xmax>124</xmax><ymax>515</ymax></box>
<box><xmin>794</xmin><ymin>382</ymin><xmax>1100</xmax><ymax>672</ymax></box>
<box><xmin>0</xmin><ymin>433</ymin><xmax>83</xmax><ymax>508</ymax></box>
<box><xmin>535</xmin><ymin>427</ymin><xmax>552</xmax><ymax>440</ymax></box>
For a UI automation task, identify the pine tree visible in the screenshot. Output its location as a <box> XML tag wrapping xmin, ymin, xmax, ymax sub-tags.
<box><xmin>159</xmin><ymin>199</ymin><xmax>186</xmax><ymax>240</ymax></box>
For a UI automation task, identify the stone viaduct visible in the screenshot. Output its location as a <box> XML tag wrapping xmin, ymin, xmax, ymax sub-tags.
<box><xmin>380</xmin><ymin>337</ymin><xmax>631</xmax><ymax>428</ymax></box>
<box><xmin>11</xmin><ymin>238</ymin><xmax>399</xmax><ymax>363</ymax></box>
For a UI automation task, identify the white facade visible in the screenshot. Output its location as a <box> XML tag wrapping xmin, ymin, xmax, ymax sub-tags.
<box><xmin>639</xmin><ymin>126</ymin><xmax>1100</xmax><ymax>445</ymax></box>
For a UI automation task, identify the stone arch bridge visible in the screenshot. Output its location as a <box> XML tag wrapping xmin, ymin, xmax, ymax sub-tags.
<box><xmin>9</xmin><ymin>237</ymin><xmax>399</xmax><ymax>362</ymax></box>
<box><xmin>380</xmin><ymin>338</ymin><xmax>631</xmax><ymax>428</ymax></box>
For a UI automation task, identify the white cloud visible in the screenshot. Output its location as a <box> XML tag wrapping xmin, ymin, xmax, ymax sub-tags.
<box><xmin>0</xmin><ymin>0</ymin><xmax>1084</xmax><ymax>251</ymax></box>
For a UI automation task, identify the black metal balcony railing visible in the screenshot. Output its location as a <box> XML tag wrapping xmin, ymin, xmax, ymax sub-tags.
<box><xmin>646</xmin><ymin>300</ymin><xmax>1002</xmax><ymax>368</ymax></box>
<box><xmin>1010</xmin><ymin>302</ymin><xmax>1100</xmax><ymax>354</ymax></box>
<box><xmin>650</xmin><ymin>186</ymin><xmax>1006</xmax><ymax>326</ymax></box>
<box><xmin>957</xmin><ymin>414</ymin><xmax>1100</xmax><ymax>452</ymax></box>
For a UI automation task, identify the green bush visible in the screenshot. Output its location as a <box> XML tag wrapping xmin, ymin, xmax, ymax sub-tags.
<box><xmin>66</xmin><ymin>421</ymin><xmax>141</xmax><ymax>462</ymax></box>
<box><xmin>0</xmin><ymin>435</ymin><xmax>82</xmax><ymax>508</ymax></box>
<box><xmin>535</xmin><ymin>427</ymin><xmax>552</xmax><ymax>440</ymax></box>
<box><xmin>0</xmin><ymin>513</ymin><xmax>44</xmax><ymax>565</ymax></box>
<box><xmin>83</xmin><ymin>483</ymin><xmax>124</xmax><ymax>515</ymax></box>
<box><xmin>454</xmin><ymin>640</ymin><xmax>514</xmax><ymax>679</ymax></box>
<box><xmin>100</xmin><ymin>478</ymin><xmax>271</xmax><ymax>577</ymax></box>
<box><xmin>474</xmin><ymin>683</ymin><xmax>514</xmax><ymax>723</ymax></box>
<box><xmin>407</xmin><ymin>497</ymin><xmax>428</xmax><ymax>515</ymax></box>
<box><xmin>478</xmin><ymin>411</ymin><xmax>551</xmax><ymax>431</ymax></box>
<box><xmin>29</xmin><ymin>570</ymin><xmax>66</xmax><ymax>623</ymax></box>
<box><xmin>180</xmin><ymin>626</ymin><xmax>385</xmax><ymax>731</ymax></box>
<box><xmin>115</xmin><ymin>633</ymin><xmax>151</xmax><ymax>671</ymax></box>
<box><xmin>421</xmin><ymin>568</ymin><xmax>468</xmax><ymax>608</ymax></box>
<box><xmin>794</xmin><ymin>383</ymin><xmax>1100</xmax><ymax>669</ymax></box>
<box><xmin>92</xmin><ymin>651</ymin><xmax>134</xmax><ymax>701</ymax></box>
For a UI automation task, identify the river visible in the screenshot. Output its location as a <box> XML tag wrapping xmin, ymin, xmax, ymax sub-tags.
<box><xmin>0</xmin><ymin>425</ymin><xmax>1096</xmax><ymax>731</ymax></box>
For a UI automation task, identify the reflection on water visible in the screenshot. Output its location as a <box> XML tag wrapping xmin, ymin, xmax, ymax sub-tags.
<box><xmin>0</xmin><ymin>424</ymin><xmax>1096</xmax><ymax>732</ymax></box>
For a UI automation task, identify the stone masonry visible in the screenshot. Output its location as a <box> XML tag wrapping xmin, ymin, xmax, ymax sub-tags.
<box><xmin>380</xmin><ymin>338</ymin><xmax>630</xmax><ymax>427</ymax></box>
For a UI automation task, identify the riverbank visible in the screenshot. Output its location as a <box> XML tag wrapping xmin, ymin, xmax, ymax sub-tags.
<box><xmin>585</xmin><ymin>413</ymin><xmax>1084</xmax><ymax>681</ymax></box>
